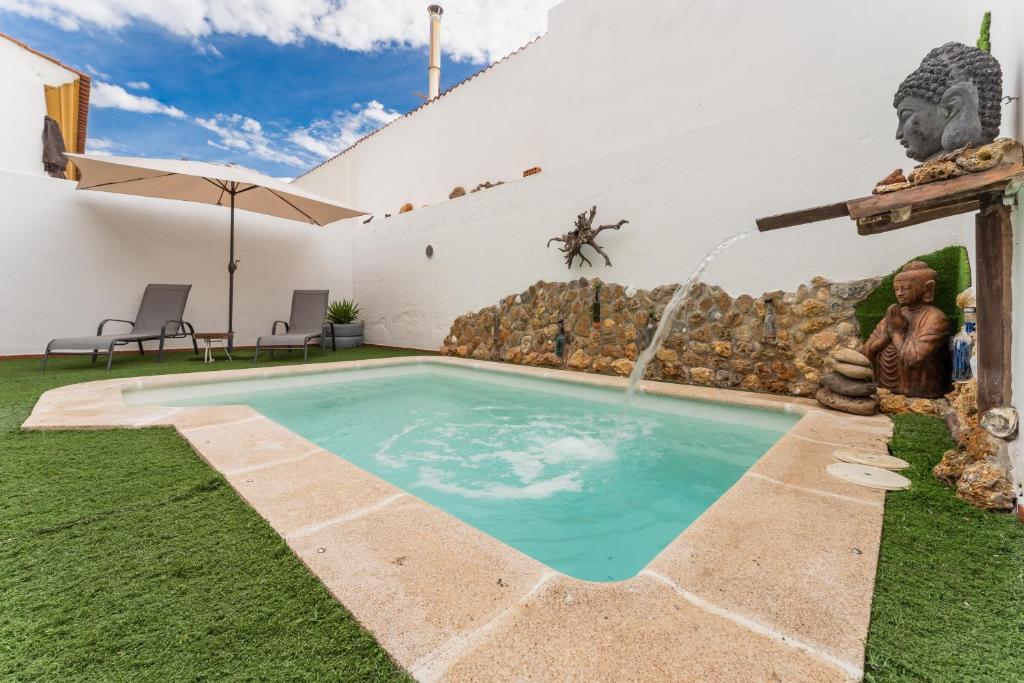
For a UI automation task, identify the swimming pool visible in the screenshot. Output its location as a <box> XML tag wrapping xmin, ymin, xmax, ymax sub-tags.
<box><xmin>129</xmin><ymin>364</ymin><xmax>797</xmax><ymax>581</ymax></box>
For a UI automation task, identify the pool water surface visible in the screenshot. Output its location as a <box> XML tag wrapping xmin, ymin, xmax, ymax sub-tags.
<box><xmin>136</xmin><ymin>365</ymin><xmax>796</xmax><ymax>581</ymax></box>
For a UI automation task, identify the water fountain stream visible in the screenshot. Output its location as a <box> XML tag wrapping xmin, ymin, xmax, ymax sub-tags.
<box><xmin>624</xmin><ymin>228</ymin><xmax>756</xmax><ymax>406</ymax></box>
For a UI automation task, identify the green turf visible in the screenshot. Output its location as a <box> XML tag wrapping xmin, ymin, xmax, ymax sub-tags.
<box><xmin>0</xmin><ymin>347</ymin><xmax>423</xmax><ymax>682</ymax></box>
<box><xmin>4</xmin><ymin>349</ymin><xmax>1021</xmax><ymax>681</ymax></box>
<box><xmin>864</xmin><ymin>413</ymin><xmax>1024</xmax><ymax>682</ymax></box>
<box><xmin>855</xmin><ymin>245</ymin><xmax>972</xmax><ymax>338</ymax></box>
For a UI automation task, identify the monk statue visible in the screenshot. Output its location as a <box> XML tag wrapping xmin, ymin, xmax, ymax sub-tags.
<box><xmin>863</xmin><ymin>262</ymin><xmax>951</xmax><ymax>398</ymax></box>
<box><xmin>894</xmin><ymin>42</ymin><xmax>1002</xmax><ymax>162</ymax></box>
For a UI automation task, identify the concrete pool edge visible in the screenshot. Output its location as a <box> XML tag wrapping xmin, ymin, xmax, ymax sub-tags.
<box><xmin>24</xmin><ymin>356</ymin><xmax>892</xmax><ymax>682</ymax></box>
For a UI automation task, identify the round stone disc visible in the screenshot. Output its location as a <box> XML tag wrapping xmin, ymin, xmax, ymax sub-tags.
<box><xmin>827</xmin><ymin>463</ymin><xmax>911</xmax><ymax>491</ymax></box>
<box><xmin>832</xmin><ymin>448</ymin><xmax>909</xmax><ymax>470</ymax></box>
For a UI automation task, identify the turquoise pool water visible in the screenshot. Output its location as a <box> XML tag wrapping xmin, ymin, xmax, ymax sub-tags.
<box><xmin>135</xmin><ymin>364</ymin><xmax>796</xmax><ymax>581</ymax></box>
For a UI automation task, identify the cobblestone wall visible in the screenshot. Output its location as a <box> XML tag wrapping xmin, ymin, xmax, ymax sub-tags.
<box><xmin>439</xmin><ymin>275</ymin><xmax>880</xmax><ymax>397</ymax></box>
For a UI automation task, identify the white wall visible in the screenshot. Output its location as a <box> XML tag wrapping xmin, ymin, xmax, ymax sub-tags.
<box><xmin>295</xmin><ymin>0</ymin><xmax>1024</xmax><ymax>350</ymax></box>
<box><xmin>298</xmin><ymin>0</ymin><xmax>1020</xmax><ymax>216</ymax></box>
<box><xmin>0</xmin><ymin>172</ymin><xmax>356</xmax><ymax>356</ymax></box>
<box><xmin>0</xmin><ymin>38</ymin><xmax>79</xmax><ymax>176</ymax></box>
<box><xmin>3</xmin><ymin>0</ymin><xmax>1022</xmax><ymax>369</ymax></box>
<box><xmin>346</xmin><ymin>130</ymin><xmax>976</xmax><ymax>350</ymax></box>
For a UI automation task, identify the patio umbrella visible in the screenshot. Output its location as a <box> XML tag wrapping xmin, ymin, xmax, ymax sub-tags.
<box><xmin>66</xmin><ymin>153</ymin><xmax>365</xmax><ymax>349</ymax></box>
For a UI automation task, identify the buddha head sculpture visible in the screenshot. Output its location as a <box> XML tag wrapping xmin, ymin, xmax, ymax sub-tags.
<box><xmin>893</xmin><ymin>260</ymin><xmax>938</xmax><ymax>307</ymax></box>
<box><xmin>894</xmin><ymin>42</ymin><xmax>1002</xmax><ymax>162</ymax></box>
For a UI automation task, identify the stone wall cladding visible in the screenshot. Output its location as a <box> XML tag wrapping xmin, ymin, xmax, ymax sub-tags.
<box><xmin>439</xmin><ymin>276</ymin><xmax>879</xmax><ymax>398</ymax></box>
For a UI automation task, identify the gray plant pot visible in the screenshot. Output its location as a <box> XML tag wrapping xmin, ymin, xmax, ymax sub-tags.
<box><xmin>325</xmin><ymin>321</ymin><xmax>364</xmax><ymax>348</ymax></box>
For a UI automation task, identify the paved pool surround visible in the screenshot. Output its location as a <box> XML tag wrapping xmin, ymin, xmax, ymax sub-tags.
<box><xmin>24</xmin><ymin>356</ymin><xmax>893</xmax><ymax>682</ymax></box>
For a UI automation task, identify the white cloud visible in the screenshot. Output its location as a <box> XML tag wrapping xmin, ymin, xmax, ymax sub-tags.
<box><xmin>77</xmin><ymin>74</ymin><xmax>398</xmax><ymax>169</ymax></box>
<box><xmin>197</xmin><ymin>101</ymin><xmax>400</xmax><ymax>169</ymax></box>
<box><xmin>125</xmin><ymin>80</ymin><xmax>150</xmax><ymax>90</ymax></box>
<box><xmin>192</xmin><ymin>40</ymin><xmax>223</xmax><ymax>57</ymax></box>
<box><xmin>195</xmin><ymin>113</ymin><xmax>308</xmax><ymax>167</ymax></box>
<box><xmin>0</xmin><ymin>0</ymin><xmax>558</xmax><ymax>63</ymax></box>
<box><xmin>86</xmin><ymin>137</ymin><xmax>119</xmax><ymax>155</ymax></box>
<box><xmin>289</xmin><ymin>101</ymin><xmax>400</xmax><ymax>157</ymax></box>
<box><xmin>91</xmin><ymin>81</ymin><xmax>187</xmax><ymax>118</ymax></box>
<box><xmin>85</xmin><ymin>63</ymin><xmax>111</xmax><ymax>79</ymax></box>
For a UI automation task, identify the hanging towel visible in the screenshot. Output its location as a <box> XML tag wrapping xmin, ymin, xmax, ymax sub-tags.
<box><xmin>42</xmin><ymin>115</ymin><xmax>68</xmax><ymax>179</ymax></box>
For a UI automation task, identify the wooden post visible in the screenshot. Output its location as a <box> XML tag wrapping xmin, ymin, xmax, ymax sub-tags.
<box><xmin>975</xmin><ymin>197</ymin><xmax>1014</xmax><ymax>412</ymax></box>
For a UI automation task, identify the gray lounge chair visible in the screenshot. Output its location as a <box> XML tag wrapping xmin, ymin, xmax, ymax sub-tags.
<box><xmin>254</xmin><ymin>290</ymin><xmax>329</xmax><ymax>363</ymax></box>
<box><xmin>42</xmin><ymin>284</ymin><xmax>198</xmax><ymax>371</ymax></box>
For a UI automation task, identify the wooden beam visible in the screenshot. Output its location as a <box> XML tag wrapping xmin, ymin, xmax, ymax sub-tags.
<box><xmin>755</xmin><ymin>201</ymin><xmax>851</xmax><ymax>232</ymax></box>
<box><xmin>975</xmin><ymin>197</ymin><xmax>1014</xmax><ymax>412</ymax></box>
<box><xmin>847</xmin><ymin>162</ymin><xmax>1024</xmax><ymax>220</ymax></box>
<box><xmin>856</xmin><ymin>199</ymin><xmax>981</xmax><ymax>236</ymax></box>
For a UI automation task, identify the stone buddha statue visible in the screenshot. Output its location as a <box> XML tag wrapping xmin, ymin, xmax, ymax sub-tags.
<box><xmin>863</xmin><ymin>262</ymin><xmax>951</xmax><ymax>398</ymax></box>
<box><xmin>894</xmin><ymin>42</ymin><xmax>1002</xmax><ymax>162</ymax></box>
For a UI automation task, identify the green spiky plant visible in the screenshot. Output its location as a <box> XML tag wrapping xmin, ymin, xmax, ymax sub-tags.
<box><xmin>977</xmin><ymin>11</ymin><xmax>991</xmax><ymax>52</ymax></box>
<box><xmin>326</xmin><ymin>299</ymin><xmax>361</xmax><ymax>324</ymax></box>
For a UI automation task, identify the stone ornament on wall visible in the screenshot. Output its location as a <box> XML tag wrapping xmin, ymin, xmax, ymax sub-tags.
<box><xmin>547</xmin><ymin>206</ymin><xmax>629</xmax><ymax>269</ymax></box>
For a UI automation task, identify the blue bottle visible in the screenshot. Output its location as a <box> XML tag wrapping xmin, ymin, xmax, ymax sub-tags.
<box><xmin>951</xmin><ymin>307</ymin><xmax>976</xmax><ymax>382</ymax></box>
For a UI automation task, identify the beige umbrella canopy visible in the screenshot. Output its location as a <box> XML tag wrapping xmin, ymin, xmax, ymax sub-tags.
<box><xmin>66</xmin><ymin>153</ymin><xmax>365</xmax><ymax>347</ymax></box>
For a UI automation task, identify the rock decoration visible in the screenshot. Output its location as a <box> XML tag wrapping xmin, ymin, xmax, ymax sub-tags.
<box><xmin>440</xmin><ymin>275</ymin><xmax>875</xmax><ymax>396</ymax></box>
<box><xmin>399</xmin><ymin>202</ymin><xmax>414</xmax><ymax>214</ymax></box>
<box><xmin>471</xmin><ymin>180</ymin><xmax>504</xmax><ymax>193</ymax></box>
<box><xmin>927</xmin><ymin>378</ymin><xmax>1017</xmax><ymax>511</ymax></box>
<box><xmin>980</xmin><ymin>406</ymin><xmax>1019</xmax><ymax>439</ymax></box>
<box><xmin>816</xmin><ymin>348</ymin><xmax>879</xmax><ymax>415</ymax></box>
<box><xmin>449</xmin><ymin>186</ymin><xmax>466</xmax><ymax>199</ymax></box>
<box><xmin>956</xmin><ymin>461</ymin><xmax>1015</xmax><ymax>511</ymax></box>
<box><xmin>874</xmin><ymin>138</ymin><xmax>1023</xmax><ymax>194</ymax></box>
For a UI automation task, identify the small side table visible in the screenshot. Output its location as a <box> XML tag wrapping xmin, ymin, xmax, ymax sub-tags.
<box><xmin>195</xmin><ymin>332</ymin><xmax>234</xmax><ymax>363</ymax></box>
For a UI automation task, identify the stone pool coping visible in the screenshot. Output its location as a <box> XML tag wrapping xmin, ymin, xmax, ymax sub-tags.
<box><xmin>24</xmin><ymin>356</ymin><xmax>893</xmax><ymax>682</ymax></box>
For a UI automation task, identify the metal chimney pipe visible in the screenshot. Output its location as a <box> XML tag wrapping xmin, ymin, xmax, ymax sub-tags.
<box><xmin>427</xmin><ymin>5</ymin><xmax>443</xmax><ymax>99</ymax></box>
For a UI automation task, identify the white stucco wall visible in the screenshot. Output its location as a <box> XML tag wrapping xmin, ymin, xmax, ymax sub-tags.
<box><xmin>0</xmin><ymin>172</ymin><xmax>356</xmax><ymax>356</ymax></box>
<box><xmin>298</xmin><ymin>0</ymin><xmax>1019</xmax><ymax>216</ymax></box>
<box><xmin>0</xmin><ymin>37</ymin><xmax>79</xmax><ymax>177</ymax></box>
<box><xmin>294</xmin><ymin>0</ymin><xmax>1024</xmax><ymax>351</ymax></box>
<box><xmin>345</xmin><ymin>132</ymin><xmax>976</xmax><ymax>351</ymax></box>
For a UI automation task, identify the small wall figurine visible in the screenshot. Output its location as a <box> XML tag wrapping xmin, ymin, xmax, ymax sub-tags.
<box><xmin>862</xmin><ymin>261</ymin><xmax>951</xmax><ymax>398</ymax></box>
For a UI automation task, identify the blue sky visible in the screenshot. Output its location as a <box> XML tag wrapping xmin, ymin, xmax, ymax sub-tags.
<box><xmin>1</xmin><ymin>1</ymin><xmax>556</xmax><ymax>177</ymax></box>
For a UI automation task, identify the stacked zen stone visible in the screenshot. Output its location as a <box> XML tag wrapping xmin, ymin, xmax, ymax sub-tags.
<box><xmin>816</xmin><ymin>348</ymin><xmax>879</xmax><ymax>415</ymax></box>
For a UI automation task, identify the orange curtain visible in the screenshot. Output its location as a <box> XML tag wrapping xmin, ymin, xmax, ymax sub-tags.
<box><xmin>44</xmin><ymin>79</ymin><xmax>80</xmax><ymax>179</ymax></box>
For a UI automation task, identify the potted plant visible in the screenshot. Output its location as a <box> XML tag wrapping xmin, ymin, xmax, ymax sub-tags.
<box><xmin>325</xmin><ymin>299</ymin><xmax>364</xmax><ymax>348</ymax></box>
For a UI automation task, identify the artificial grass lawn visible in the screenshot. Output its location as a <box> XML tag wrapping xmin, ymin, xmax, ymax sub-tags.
<box><xmin>864</xmin><ymin>413</ymin><xmax>1024</xmax><ymax>682</ymax></box>
<box><xmin>4</xmin><ymin>351</ymin><xmax>1022</xmax><ymax>681</ymax></box>
<box><xmin>0</xmin><ymin>347</ymin><xmax>422</xmax><ymax>681</ymax></box>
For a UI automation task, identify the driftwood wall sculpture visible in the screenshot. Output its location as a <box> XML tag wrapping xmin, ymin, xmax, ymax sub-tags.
<box><xmin>547</xmin><ymin>206</ymin><xmax>628</xmax><ymax>268</ymax></box>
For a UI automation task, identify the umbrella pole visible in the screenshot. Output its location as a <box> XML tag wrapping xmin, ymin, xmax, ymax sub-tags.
<box><xmin>228</xmin><ymin>189</ymin><xmax>236</xmax><ymax>351</ymax></box>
